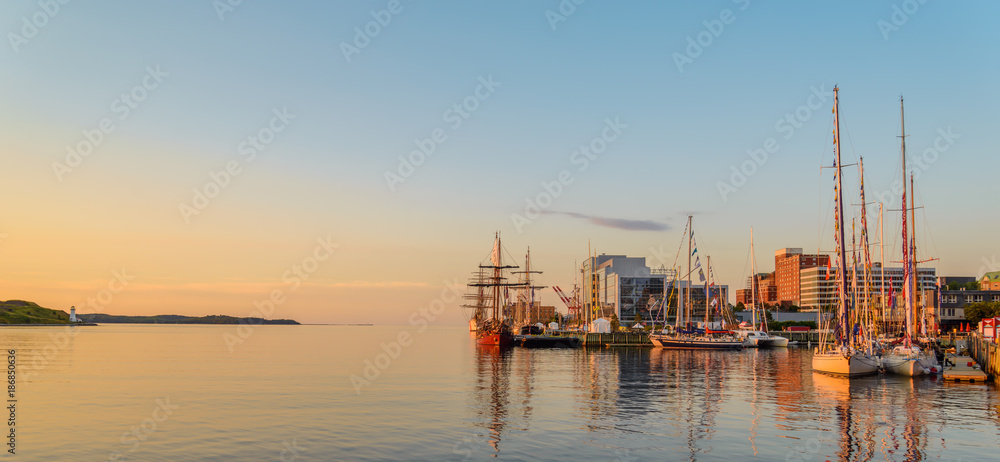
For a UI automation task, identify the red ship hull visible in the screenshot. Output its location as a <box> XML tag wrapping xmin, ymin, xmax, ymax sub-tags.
<box><xmin>476</xmin><ymin>333</ymin><xmax>513</xmax><ymax>348</ymax></box>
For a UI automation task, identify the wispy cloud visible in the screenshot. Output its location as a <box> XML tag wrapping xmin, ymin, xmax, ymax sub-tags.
<box><xmin>542</xmin><ymin>211</ymin><xmax>669</xmax><ymax>232</ymax></box>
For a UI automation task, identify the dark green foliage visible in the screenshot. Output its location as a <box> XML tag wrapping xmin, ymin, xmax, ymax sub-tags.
<box><xmin>963</xmin><ymin>301</ymin><xmax>1000</xmax><ymax>323</ymax></box>
<box><xmin>0</xmin><ymin>300</ymin><xmax>71</xmax><ymax>324</ymax></box>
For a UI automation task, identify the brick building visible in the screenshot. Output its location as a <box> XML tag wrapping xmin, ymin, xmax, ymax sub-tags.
<box><xmin>774</xmin><ymin>248</ymin><xmax>829</xmax><ymax>307</ymax></box>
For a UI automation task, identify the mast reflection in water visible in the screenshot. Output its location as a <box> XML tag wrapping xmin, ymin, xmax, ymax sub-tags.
<box><xmin>460</xmin><ymin>336</ymin><xmax>998</xmax><ymax>461</ymax></box>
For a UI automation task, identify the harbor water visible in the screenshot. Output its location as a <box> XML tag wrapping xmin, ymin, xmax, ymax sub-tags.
<box><xmin>4</xmin><ymin>325</ymin><xmax>999</xmax><ymax>460</ymax></box>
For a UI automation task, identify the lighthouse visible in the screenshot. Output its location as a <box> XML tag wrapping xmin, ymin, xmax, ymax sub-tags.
<box><xmin>70</xmin><ymin>306</ymin><xmax>77</xmax><ymax>323</ymax></box>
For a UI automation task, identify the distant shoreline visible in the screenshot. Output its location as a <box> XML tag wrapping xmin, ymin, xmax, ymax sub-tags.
<box><xmin>0</xmin><ymin>323</ymin><xmax>97</xmax><ymax>327</ymax></box>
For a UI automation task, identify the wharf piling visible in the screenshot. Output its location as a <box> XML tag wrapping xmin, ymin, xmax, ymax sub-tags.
<box><xmin>967</xmin><ymin>333</ymin><xmax>998</xmax><ymax>381</ymax></box>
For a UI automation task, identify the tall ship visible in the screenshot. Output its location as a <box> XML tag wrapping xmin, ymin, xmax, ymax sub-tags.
<box><xmin>812</xmin><ymin>86</ymin><xmax>880</xmax><ymax>377</ymax></box>
<box><xmin>468</xmin><ymin>232</ymin><xmax>526</xmax><ymax>348</ymax></box>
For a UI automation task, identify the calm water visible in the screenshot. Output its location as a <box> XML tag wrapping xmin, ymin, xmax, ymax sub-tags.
<box><xmin>4</xmin><ymin>325</ymin><xmax>999</xmax><ymax>461</ymax></box>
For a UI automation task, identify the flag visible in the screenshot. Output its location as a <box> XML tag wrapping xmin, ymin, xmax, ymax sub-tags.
<box><xmin>491</xmin><ymin>238</ymin><xmax>500</xmax><ymax>266</ymax></box>
<box><xmin>825</xmin><ymin>258</ymin><xmax>832</xmax><ymax>280</ymax></box>
<box><xmin>698</xmin><ymin>269</ymin><xmax>705</xmax><ymax>282</ymax></box>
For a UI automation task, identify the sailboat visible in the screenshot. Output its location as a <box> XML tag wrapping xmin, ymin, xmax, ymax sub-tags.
<box><xmin>812</xmin><ymin>86</ymin><xmax>880</xmax><ymax>377</ymax></box>
<box><xmin>649</xmin><ymin>216</ymin><xmax>743</xmax><ymax>350</ymax></box>
<box><xmin>741</xmin><ymin>227</ymin><xmax>789</xmax><ymax>348</ymax></box>
<box><xmin>882</xmin><ymin>97</ymin><xmax>940</xmax><ymax>376</ymax></box>
<box><xmin>469</xmin><ymin>232</ymin><xmax>525</xmax><ymax>348</ymax></box>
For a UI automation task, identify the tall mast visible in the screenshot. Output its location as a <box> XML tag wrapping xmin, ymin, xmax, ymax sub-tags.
<box><xmin>879</xmin><ymin>203</ymin><xmax>886</xmax><ymax>335</ymax></box>
<box><xmin>910</xmin><ymin>174</ymin><xmax>919</xmax><ymax>336</ymax></box>
<box><xmin>705</xmin><ymin>255</ymin><xmax>711</xmax><ymax>328</ymax></box>
<box><xmin>832</xmin><ymin>86</ymin><xmax>850</xmax><ymax>348</ymax></box>
<box><xmin>751</xmin><ymin>247</ymin><xmax>757</xmax><ymax>329</ymax></box>
<box><xmin>687</xmin><ymin>215</ymin><xmax>693</xmax><ymax>327</ymax></box>
<box><xmin>899</xmin><ymin>96</ymin><xmax>914</xmax><ymax>344</ymax></box>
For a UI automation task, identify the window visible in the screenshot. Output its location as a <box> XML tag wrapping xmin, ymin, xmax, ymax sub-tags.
<box><xmin>993</xmin><ymin>294</ymin><xmax>1000</xmax><ymax>302</ymax></box>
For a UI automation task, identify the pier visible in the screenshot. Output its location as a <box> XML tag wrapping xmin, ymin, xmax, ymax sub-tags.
<box><xmin>966</xmin><ymin>333</ymin><xmax>997</xmax><ymax>381</ymax></box>
<box><xmin>569</xmin><ymin>330</ymin><xmax>822</xmax><ymax>347</ymax></box>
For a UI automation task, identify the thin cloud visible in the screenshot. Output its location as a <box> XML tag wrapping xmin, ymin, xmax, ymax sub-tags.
<box><xmin>542</xmin><ymin>211</ymin><xmax>670</xmax><ymax>232</ymax></box>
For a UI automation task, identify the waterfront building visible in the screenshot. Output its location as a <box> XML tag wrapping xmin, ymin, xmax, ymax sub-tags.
<box><xmin>980</xmin><ymin>271</ymin><xmax>1000</xmax><ymax>290</ymax></box>
<box><xmin>582</xmin><ymin>254</ymin><xmax>728</xmax><ymax>325</ymax></box>
<box><xmin>736</xmin><ymin>272</ymin><xmax>777</xmax><ymax>306</ymax></box>
<box><xmin>775</xmin><ymin>248</ymin><xmax>829</xmax><ymax>307</ymax></box>
<box><xmin>798</xmin><ymin>263</ymin><xmax>936</xmax><ymax>311</ymax></box>
<box><xmin>939</xmin><ymin>289</ymin><xmax>1000</xmax><ymax>329</ymax></box>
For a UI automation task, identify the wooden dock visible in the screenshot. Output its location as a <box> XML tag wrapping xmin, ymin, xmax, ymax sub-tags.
<box><xmin>942</xmin><ymin>355</ymin><xmax>988</xmax><ymax>382</ymax></box>
<box><xmin>967</xmin><ymin>333</ymin><xmax>999</xmax><ymax>382</ymax></box>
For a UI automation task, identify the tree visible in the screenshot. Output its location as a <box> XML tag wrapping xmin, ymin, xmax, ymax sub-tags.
<box><xmin>734</xmin><ymin>302</ymin><xmax>746</xmax><ymax>312</ymax></box>
<box><xmin>634</xmin><ymin>312</ymin><xmax>643</xmax><ymax>326</ymax></box>
<box><xmin>610</xmin><ymin>313</ymin><xmax>620</xmax><ymax>331</ymax></box>
<box><xmin>964</xmin><ymin>301</ymin><xmax>1000</xmax><ymax>323</ymax></box>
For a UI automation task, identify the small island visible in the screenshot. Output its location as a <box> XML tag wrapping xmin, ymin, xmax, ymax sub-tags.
<box><xmin>77</xmin><ymin>314</ymin><xmax>300</xmax><ymax>325</ymax></box>
<box><xmin>0</xmin><ymin>300</ymin><xmax>77</xmax><ymax>325</ymax></box>
<box><xmin>0</xmin><ymin>300</ymin><xmax>299</xmax><ymax>325</ymax></box>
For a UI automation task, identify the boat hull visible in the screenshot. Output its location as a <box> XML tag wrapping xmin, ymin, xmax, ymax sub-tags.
<box><xmin>882</xmin><ymin>346</ymin><xmax>938</xmax><ymax>376</ymax></box>
<box><xmin>477</xmin><ymin>333</ymin><xmax>513</xmax><ymax>348</ymax></box>
<box><xmin>649</xmin><ymin>335</ymin><xmax>743</xmax><ymax>350</ymax></box>
<box><xmin>516</xmin><ymin>335</ymin><xmax>581</xmax><ymax>348</ymax></box>
<box><xmin>812</xmin><ymin>350</ymin><xmax>879</xmax><ymax>376</ymax></box>
<box><xmin>757</xmin><ymin>336</ymin><xmax>789</xmax><ymax>348</ymax></box>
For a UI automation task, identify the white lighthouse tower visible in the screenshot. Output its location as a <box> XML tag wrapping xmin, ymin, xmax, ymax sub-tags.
<box><xmin>69</xmin><ymin>305</ymin><xmax>77</xmax><ymax>323</ymax></box>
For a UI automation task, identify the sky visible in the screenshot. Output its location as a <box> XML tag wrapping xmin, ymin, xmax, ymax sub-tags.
<box><xmin>1</xmin><ymin>1</ymin><xmax>998</xmax><ymax>325</ymax></box>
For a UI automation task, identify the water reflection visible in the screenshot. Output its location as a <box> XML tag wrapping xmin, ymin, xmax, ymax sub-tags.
<box><xmin>467</xmin><ymin>343</ymin><xmax>999</xmax><ymax>461</ymax></box>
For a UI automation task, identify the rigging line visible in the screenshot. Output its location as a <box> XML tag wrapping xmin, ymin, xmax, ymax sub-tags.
<box><xmin>818</xmin><ymin>106</ymin><xmax>834</xmax><ymax>254</ymax></box>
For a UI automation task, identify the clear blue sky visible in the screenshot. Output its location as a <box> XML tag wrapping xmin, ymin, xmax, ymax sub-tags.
<box><xmin>1</xmin><ymin>1</ymin><xmax>997</xmax><ymax>323</ymax></box>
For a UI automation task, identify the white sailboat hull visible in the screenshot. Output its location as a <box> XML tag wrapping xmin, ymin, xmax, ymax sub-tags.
<box><xmin>757</xmin><ymin>336</ymin><xmax>789</xmax><ymax>348</ymax></box>
<box><xmin>882</xmin><ymin>346</ymin><xmax>938</xmax><ymax>376</ymax></box>
<box><xmin>812</xmin><ymin>350</ymin><xmax>879</xmax><ymax>377</ymax></box>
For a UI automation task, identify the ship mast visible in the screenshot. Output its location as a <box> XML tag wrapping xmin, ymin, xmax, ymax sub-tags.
<box><xmin>899</xmin><ymin>96</ymin><xmax>914</xmax><ymax>346</ymax></box>
<box><xmin>832</xmin><ymin>86</ymin><xmax>850</xmax><ymax>349</ymax></box>
<box><xmin>687</xmin><ymin>215</ymin><xmax>693</xmax><ymax>329</ymax></box>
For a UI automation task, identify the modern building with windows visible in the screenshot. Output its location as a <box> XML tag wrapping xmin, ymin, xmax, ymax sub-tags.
<box><xmin>798</xmin><ymin>263</ymin><xmax>936</xmax><ymax>310</ymax></box>
<box><xmin>582</xmin><ymin>254</ymin><xmax>728</xmax><ymax>325</ymax></box>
